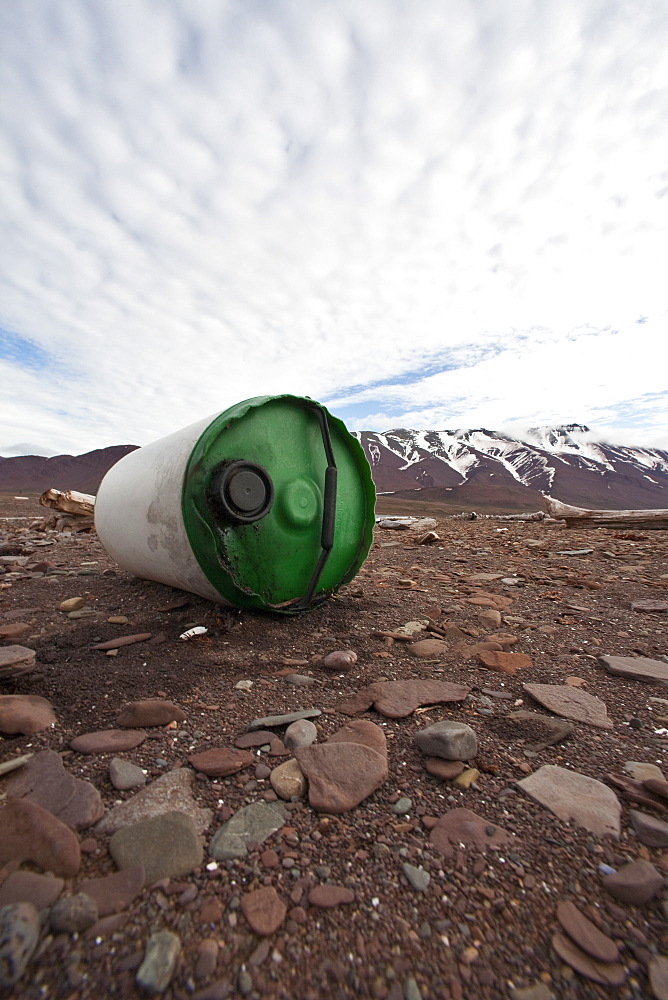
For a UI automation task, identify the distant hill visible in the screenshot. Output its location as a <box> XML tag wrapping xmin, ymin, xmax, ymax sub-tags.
<box><xmin>354</xmin><ymin>423</ymin><xmax>668</xmax><ymax>511</ymax></box>
<box><xmin>0</xmin><ymin>446</ymin><xmax>138</xmax><ymax>493</ymax></box>
<box><xmin>2</xmin><ymin>423</ymin><xmax>668</xmax><ymax>512</ymax></box>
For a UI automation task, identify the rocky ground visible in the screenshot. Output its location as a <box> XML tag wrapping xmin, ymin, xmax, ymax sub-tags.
<box><xmin>1</xmin><ymin>493</ymin><xmax>668</xmax><ymax>1000</ymax></box>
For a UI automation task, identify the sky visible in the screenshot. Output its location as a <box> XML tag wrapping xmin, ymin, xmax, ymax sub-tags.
<box><xmin>1</xmin><ymin>0</ymin><xmax>668</xmax><ymax>457</ymax></box>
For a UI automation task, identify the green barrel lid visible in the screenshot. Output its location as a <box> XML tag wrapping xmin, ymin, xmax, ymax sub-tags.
<box><xmin>181</xmin><ymin>395</ymin><xmax>376</xmax><ymax>613</ymax></box>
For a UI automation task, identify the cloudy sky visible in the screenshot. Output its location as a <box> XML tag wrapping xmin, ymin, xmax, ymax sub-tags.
<box><xmin>1</xmin><ymin>0</ymin><xmax>667</xmax><ymax>457</ymax></box>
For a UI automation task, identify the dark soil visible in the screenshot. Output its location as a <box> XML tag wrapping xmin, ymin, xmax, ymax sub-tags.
<box><xmin>1</xmin><ymin>493</ymin><xmax>668</xmax><ymax>1000</ymax></box>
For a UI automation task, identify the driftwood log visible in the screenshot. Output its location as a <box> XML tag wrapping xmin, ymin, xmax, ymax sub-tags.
<box><xmin>544</xmin><ymin>496</ymin><xmax>668</xmax><ymax>530</ymax></box>
<box><xmin>38</xmin><ymin>489</ymin><xmax>95</xmax><ymax>533</ymax></box>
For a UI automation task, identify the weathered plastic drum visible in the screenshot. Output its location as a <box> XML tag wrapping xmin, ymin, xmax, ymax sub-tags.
<box><xmin>94</xmin><ymin>395</ymin><xmax>375</xmax><ymax>613</ymax></box>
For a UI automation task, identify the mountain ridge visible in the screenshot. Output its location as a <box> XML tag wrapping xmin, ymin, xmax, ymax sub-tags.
<box><xmin>2</xmin><ymin>425</ymin><xmax>667</xmax><ymax>511</ymax></box>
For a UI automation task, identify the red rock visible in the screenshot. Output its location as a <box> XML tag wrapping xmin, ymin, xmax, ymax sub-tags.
<box><xmin>234</xmin><ymin>731</ymin><xmax>288</xmax><ymax>756</ymax></box>
<box><xmin>326</xmin><ymin>720</ymin><xmax>387</xmax><ymax>757</ymax></box>
<box><xmin>552</xmin><ymin>931</ymin><xmax>626</xmax><ymax>986</ymax></box>
<box><xmin>0</xmin><ymin>694</ymin><xmax>55</xmax><ymax>735</ymax></box>
<box><xmin>425</xmin><ymin>759</ymin><xmax>465</xmax><ymax>780</ymax></box>
<box><xmin>478</xmin><ymin>650</ymin><xmax>532</xmax><ymax>674</ymax></box>
<box><xmin>322</xmin><ymin>649</ymin><xmax>358</xmax><ymax>671</ymax></box>
<box><xmin>0</xmin><ymin>799</ymin><xmax>81</xmax><ymax>877</ymax></box>
<box><xmin>556</xmin><ymin>900</ymin><xmax>619</xmax><ymax>962</ymax></box>
<box><xmin>188</xmin><ymin>748</ymin><xmax>255</xmax><ymax>777</ymax></box>
<box><xmin>91</xmin><ymin>633</ymin><xmax>152</xmax><ymax>650</ymax></box>
<box><xmin>336</xmin><ymin>680</ymin><xmax>470</xmax><ymax>719</ymax></box>
<box><xmin>240</xmin><ymin>886</ymin><xmax>286</xmax><ymax>935</ymax></box>
<box><xmin>308</xmin><ymin>885</ymin><xmax>355</xmax><ymax>908</ymax></box>
<box><xmin>116</xmin><ymin>700</ymin><xmax>186</xmax><ymax>727</ymax></box>
<box><xmin>602</xmin><ymin>859</ymin><xmax>664</xmax><ymax>904</ymax></box>
<box><xmin>0</xmin><ymin>623</ymin><xmax>32</xmax><ymax>639</ymax></box>
<box><xmin>642</xmin><ymin>778</ymin><xmax>668</xmax><ymax>800</ymax></box>
<box><xmin>5</xmin><ymin>749</ymin><xmax>104</xmax><ymax>829</ymax></box>
<box><xmin>70</xmin><ymin>729</ymin><xmax>147</xmax><ymax>753</ymax></box>
<box><xmin>629</xmin><ymin>809</ymin><xmax>668</xmax><ymax>847</ymax></box>
<box><xmin>407</xmin><ymin>639</ymin><xmax>448</xmax><ymax>658</ymax></box>
<box><xmin>0</xmin><ymin>871</ymin><xmax>64</xmax><ymax>910</ymax></box>
<box><xmin>79</xmin><ymin>867</ymin><xmax>145</xmax><ymax>916</ymax></box>
<box><xmin>522</xmin><ymin>684</ymin><xmax>612</xmax><ymax>729</ymax></box>
<box><xmin>293</xmin><ymin>743</ymin><xmax>388</xmax><ymax>813</ymax></box>
<box><xmin>429</xmin><ymin>808</ymin><xmax>515</xmax><ymax>860</ymax></box>
<box><xmin>260</xmin><ymin>849</ymin><xmax>279</xmax><ymax>868</ymax></box>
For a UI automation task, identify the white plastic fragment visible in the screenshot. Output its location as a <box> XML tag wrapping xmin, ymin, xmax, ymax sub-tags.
<box><xmin>179</xmin><ymin>626</ymin><xmax>208</xmax><ymax>640</ymax></box>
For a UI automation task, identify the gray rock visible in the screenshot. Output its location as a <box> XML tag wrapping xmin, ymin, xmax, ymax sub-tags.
<box><xmin>110</xmin><ymin>811</ymin><xmax>203</xmax><ymax>885</ymax></box>
<box><xmin>136</xmin><ymin>930</ymin><xmax>180</xmax><ymax>993</ymax></box>
<box><xmin>602</xmin><ymin>859</ymin><xmax>664</xmax><ymax>904</ymax></box>
<box><xmin>415</xmin><ymin>721</ymin><xmax>477</xmax><ymax>760</ymax></box>
<box><xmin>392</xmin><ymin>797</ymin><xmax>412</xmax><ymax>815</ymax></box>
<box><xmin>284</xmin><ymin>674</ymin><xmax>316</xmax><ymax>687</ymax></box>
<box><xmin>50</xmin><ymin>893</ymin><xmax>98</xmax><ymax>933</ymax></box>
<box><xmin>247</xmin><ymin>709</ymin><xmax>321</xmax><ymax>731</ymax></box>
<box><xmin>629</xmin><ymin>810</ymin><xmax>668</xmax><ymax>847</ymax></box>
<box><xmin>209</xmin><ymin>802</ymin><xmax>287</xmax><ymax>860</ymax></box>
<box><xmin>404</xmin><ymin>974</ymin><xmax>423</xmax><ymax>1000</ymax></box>
<box><xmin>283</xmin><ymin>719</ymin><xmax>318</xmax><ymax>749</ymax></box>
<box><xmin>0</xmin><ymin>902</ymin><xmax>40</xmax><ymax>988</ymax></box>
<box><xmin>599</xmin><ymin>654</ymin><xmax>668</xmax><ymax>686</ymax></box>
<box><xmin>401</xmin><ymin>863</ymin><xmax>430</xmax><ymax>891</ymax></box>
<box><xmin>95</xmin><ymin>768</ymin><xmax>212</xmax><ymax>836</ymax></box>
<box><xmin>109</xmin><ymin>758</ymin><xmax>147</xmax><ymax>791</ymax></box>
<box><xmin>510</xmin><ymin>985</ymin><xmax>555</xmax><ymax>1000</ymax></box>
<box><xmin>517</xmin><ymin>765</ymin><xmax>621</xmax><ymax>838</ymax></box>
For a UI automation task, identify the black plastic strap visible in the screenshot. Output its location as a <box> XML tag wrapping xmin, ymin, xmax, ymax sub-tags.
<box><xmin>296</xmin><ymin>404</ymin><xmax>338</xmax><ymax>609</ymax></box>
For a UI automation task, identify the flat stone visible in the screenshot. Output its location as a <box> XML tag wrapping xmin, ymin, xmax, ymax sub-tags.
<box><xmin>632</xmin><ymin>600</ymin><xmax>668</xmax><ymax>613</ymax></box>
<box><xmin>283</xmin><ymin>719</ymin><xmax>318</xmax><ymax>749</ymax></box>
<box><xmin>523</xmin><ymin>683</ymin><xmax>612</xmax><ymax>729</ymax></box>
<box><xmin>602</xmin><ymin>859</ymin><xmax>664</xmax><ymax>904</ymax></box>
<box><xmin>247</xmin><ymin>709</ymin><xmax>321</xmax><ymax>731</ymax></box>
<box><xmin>240</xmin><ymin>887</ymin><xmax>286</xmax><ymax>935</ymax></box>
<box><xmin>517</xmin><ymin>765</ymin><xmax>621</xmax><ymax>838</ymax></box>
<box><xmin>308</xmin><ymin>885</ymin><xmax>355</xmax><ymax>907</ymax></box>
<box><xmin>326</xmin><ymin>720</ymin><xmax>387</xmax><ymax>757</ymax></box>
<box><xmin>556</xmin><ymin>900</ymin><xmax>619</xmax><ymax>962</ymax></box>
<box><xmin>79</xmin><ymin>867</ymin><xmax>145</xmax><ymax>916</ymax></box>
<box><xmin>629</xmin><ymin>810</ymin><xmax>668</xmax><ymax>847</ymax></box>
<box><xmin>91</xmin><ymin>633</ymin><xmax>152</xmax><ymax>650</ymax></box>
<box><xmin>209</xmin><ymin>802</ymin><xmax>287</xmax><ymax>861</ymax></box>
<box><xmin>415</xmin><ymin>721</ymin><xmax>477</xmax><ymax>760</ymax></box>
<box><xmin>503</xmin><ymin>711</ymin><xmax>574</xmax><ymax>752</ymax></box>
<box><xmin>95</xmin><ymin>768</ymin><xmax>212</xmax><ymax>836</ymax></box>
<box><xmin>478</xmin><ymin>608</ymin><xmax>502</xmax><ymax>627</ymax></box>
<box><xmin>188</xmin><ymin>748</ymin><xmax>255</xmax><ymax>777</ymax></box>
<box><xmin>71</xmin><ymin>729</ymin><xmax>147</xmax><ymax>754</ymax></box>
<box><xmin>109</xmin><ymin>811</ymin><xmax>203</xmax><ymax>886</ymax></box>
<box><xmin>600</xmin><ymin>654</ymin><xmax>668</xmax><ymax>686</ymax></box>
<box><xmin>0</xmin><ymin>694</ymin><xmax>55</xmax><ymax>735</ymax></box>
<box><xmin>269</xmin><ymin>759</ymin><xmax>308</xmax><ymax>800</ymax></box>
<box><xmin>0</xmin><ymin>623</ymin><xmax>31</xmax><ymax>640</ymax></box>
<box><xmin>0</xmin><ymin>902</ymin><xmax>40</xmax><ymax>988</ymax></box>
<box><xmin>109</xmin><ymin>758</ymin><xmax>146</xmax><ymax>791</ymax></box>
<box><xmin>284</xmin><ymin>673</ymin><xmax>316</xmax><ymax>687</ymax></box>
<box><xmin>510</xmin><ymin>985</ymin><xmax>555</xmax><ymax>1000</ymax></box>
<box><xmin>4</xmin><ymin>749</ymin><xmax>104</xmax><ymax>829</ymax></box>
<box><xmin>649</xmin><ymin>955</ymin><xmax>668</xmax><ymax>1000</ymax></box>
<box><xmin>234</xmin><ymin>731</ymin><xmax>288</xmax><ymax>756</ymax></box>
<box><xmin>293</xmin><ymin>743</ymin><xmax>388</xmax><ymax>813</ymax></box>
<box><xmin>116</xmin><ymin>700</ymin><xmax>186</xmax><ymax>727</ymax></box>
<box><xmin>478</xmin><ymin>650</ymin><xmax>532</xmax><ymax>674</ymax></box>
<box><xmin>0</xmin><ymin>872</ymin><xmax>63</xmax><ymax>911</ymax></box>
<box><xmin>429</xmin><ymin>808</ymin><xmax>515</xmax><ymax>860</ymax></box>
<box><xmin>551</xmin><ymin>931</ymin><xmax>625</xmax><ymax>986</ymax></box>
<box><xmin>136</xmin><ymin>930</ymin><xmax>181</xmax><ymax>993</ymax></box>
<box><xmin>643</xmin><ymin>779</ymin><xmax>668</xmax><ymax>799</ymax></box>
<box><xmin>408</xmin><ymin>639</ymin><xmax>448</xmax><ymax>658</ymax></box>
<box><xmin>623</xmin><ymin>761</ymin><xmax>665</xmax><ymax>782</ymax></box>
<box><xmin>336</xmin><ymin>680</ymin><xmax>470</xmax><ymax>718</ymax></box>
<box><xmin>424</xmin><ymin>758</ymin><xmax>465</xmax><ymax>780</ymax></box>
<box><xmin>0</xmin><ymin>799</ymin><xmax>81</xmax><ymax>876</ymax></box>
<box><xmin>50</xmin><ymin>893</ymin><xmax>98</xmax><ymax>933</ymax></box>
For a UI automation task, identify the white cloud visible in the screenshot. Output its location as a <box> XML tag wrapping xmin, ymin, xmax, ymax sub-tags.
<box><xmin>1</xmin><ymin>0</ymin><xmax>667</xmax><ymax>455</ymax></box>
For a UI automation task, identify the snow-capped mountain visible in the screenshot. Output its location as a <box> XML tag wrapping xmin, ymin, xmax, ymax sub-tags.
<box><xmin>355</xmin><ymin>423</ymin><xmax>668</xmax><ymax>510</ymax></box>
